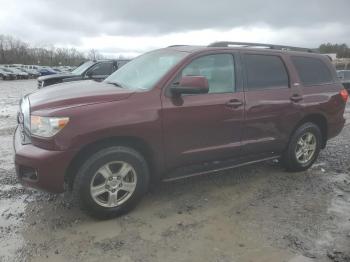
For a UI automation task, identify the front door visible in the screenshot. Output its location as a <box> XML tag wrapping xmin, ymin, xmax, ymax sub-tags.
<box><xmin>161</xmin><ymin>53</ymin><xmax>245</xmax><ymax>170</ymax></box>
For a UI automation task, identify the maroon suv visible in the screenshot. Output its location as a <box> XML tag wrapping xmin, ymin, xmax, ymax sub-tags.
<box><xmin>14</xmin><ymin>42</ymin><xmax>348</xmax><ymax>218</ymax></box>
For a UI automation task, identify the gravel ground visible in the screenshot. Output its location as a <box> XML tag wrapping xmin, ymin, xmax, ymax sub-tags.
<box><xmin>0</xmin><ymin>79</ymin><xmax>349</xmax><ymax>262</ymax></box>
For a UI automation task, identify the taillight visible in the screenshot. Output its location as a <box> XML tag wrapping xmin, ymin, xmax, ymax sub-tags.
<box><xmin>340</xmin><ymin>89</ymin><xmax>349</xmax><ymax>102</ymax></box>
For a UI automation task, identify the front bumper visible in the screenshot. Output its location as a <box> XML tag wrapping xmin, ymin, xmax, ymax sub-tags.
<box><xmin>13</xmin><ymin>126</ymin><xmax>77</xmax><ymax>193</ymax></box>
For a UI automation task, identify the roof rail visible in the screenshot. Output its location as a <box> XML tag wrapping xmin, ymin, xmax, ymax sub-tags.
<box><xmin>208</xmin><ymin>41</ymin><xmax>318</xmax><ymax>53</ymax></box>
<box><xmin>167</xmin><ymin>45</ymin><xmax>189</xmax><ymax>48</ymax></box>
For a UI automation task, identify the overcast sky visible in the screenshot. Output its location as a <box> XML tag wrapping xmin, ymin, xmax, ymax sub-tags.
<box><xmin>0</xmin><ymin>0</ymin><xmax>349</xmax><ymax>57</ymax></box>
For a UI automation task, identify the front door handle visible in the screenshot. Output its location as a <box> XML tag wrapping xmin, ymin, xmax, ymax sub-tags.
<box><xmin>226</xmin><ymin>99</ymin><xmax>243</xmax><ymax>108</ymax></box>
<box><xmin>290</xmin><ymin>94</ymin><xmax>303</xmax><ymax>102</ymax></box>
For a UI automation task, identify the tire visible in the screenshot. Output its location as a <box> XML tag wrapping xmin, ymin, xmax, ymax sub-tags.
<box><xmin>282</xmin><ymin>122</ymin><xmax>322</xmax><ymax>172</ymax></box>
<box><xmin>73</xmin><ymin>146</ymin><xmax>149</xmax><ymax>219</ymax></box>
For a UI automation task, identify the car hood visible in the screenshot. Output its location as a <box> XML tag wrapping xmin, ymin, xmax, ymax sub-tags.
<box><xmin>29</xmin><ymin>80</ymin><xmax>134</xmax><ymax>111</ymax></box>
<box><xmin>38</xmin><ymin>73</ymin><xmax>73</xmax><ymax>81</ymax></box>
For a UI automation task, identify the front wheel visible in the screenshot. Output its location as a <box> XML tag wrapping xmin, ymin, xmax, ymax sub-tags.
<box><xmin>282</xmin><ymin>122</ymin><xmax>322</xmax><ymax>172</ymax></box>
<box><xmin>73</xmin><ymin>146</ymin><xmax>149</xmax><ymax>219</ymax></box>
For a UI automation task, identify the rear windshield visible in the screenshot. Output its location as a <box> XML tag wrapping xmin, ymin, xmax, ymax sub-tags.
<box><xmin>291</xmin><ymin>56</ymin><xmax>333</xmax><ymax>86</ymax></box>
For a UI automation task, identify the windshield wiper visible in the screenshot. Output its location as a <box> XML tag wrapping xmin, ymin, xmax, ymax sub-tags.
<box><xmin>106</xmin><ymin>81</ymin><xmax>124</xmax><ymax>88</ymax></box>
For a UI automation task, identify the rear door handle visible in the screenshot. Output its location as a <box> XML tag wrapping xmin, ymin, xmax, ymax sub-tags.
<box><xmin>290</xmin><ymin>94</ymin><xmax>303</xmax><ymax>102</ymax></box>
<box><xmin>226</xmin><ymin>99</ymin><xmax>243</xmax><ymax>108</ymax></box>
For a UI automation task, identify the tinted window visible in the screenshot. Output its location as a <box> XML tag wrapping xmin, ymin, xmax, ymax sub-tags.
<box><xmin>344</xmin><ymin>71</ymin><xmax>350</xmax><ymax>80</ymax></box>
<box><xmin>182</xmin><ymin>54</ymin><xmax>235</xmax><ymax>93</ymax></box>
<box><xmin>244</xmin><ymin>54</ymin><xmax>289</xmax><ymax>90</ymax></box>
<box><xmin>90</xmin><ymin>62</ymin><xmax>114</xmax><ymax>76</ymax></box>
<box><xmin>291</xmin><ymin>56</ymin><xmax>333</xmax><ymax>86</ymax></box>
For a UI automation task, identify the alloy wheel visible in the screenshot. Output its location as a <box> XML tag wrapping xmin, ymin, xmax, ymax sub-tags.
<box><xmin>295</xmin><ymin>132</ymin><xmax>317</xmax><ymax>164</ymax></box>
<box><xmin>90</xmin><ymin>161</ymin><xmax>137</xmax><ymax>208</ymax></box>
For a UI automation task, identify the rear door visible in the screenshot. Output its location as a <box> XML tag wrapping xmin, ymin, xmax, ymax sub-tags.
<box><xmin>161</xmin><ymin>53</ymin><xmax>245</xmax><ymax>170</ymax></box>
<box><xmin>241</xmin><ymin>52</ymin><xmax>302</xmax><ymax>157</ymax></box>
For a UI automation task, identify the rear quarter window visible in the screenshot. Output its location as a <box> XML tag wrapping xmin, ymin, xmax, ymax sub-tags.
<box><xmin>291</xmin><ymin>56</ymin><xmax>333</xmax><ymax>86</ymax></box>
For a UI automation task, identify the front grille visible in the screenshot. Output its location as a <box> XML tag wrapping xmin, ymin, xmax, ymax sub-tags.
<box><xmin>37</xmin><ymin>80</ymin><xmax>43</xmax><ymax>89</ymax></box>
<box><xmin>18</xmin><ymin>97</ymin><xmax>31</xmax><ymax>144</ymax></box>
<box><xmin>17</xmin><ymin>111</ymin><xmax>25</xmax><ymax>142</ymax></box>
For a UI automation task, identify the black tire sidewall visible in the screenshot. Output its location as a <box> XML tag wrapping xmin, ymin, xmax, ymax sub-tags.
<box><xmin>74</xmin><ymin>146</ymin><xmax>149</xmax><ymax>219</ymax></box>
<box><xmin>284</xmin><ymin>123</ymin><xmax>322</xmax><ymax>171</ymax></box>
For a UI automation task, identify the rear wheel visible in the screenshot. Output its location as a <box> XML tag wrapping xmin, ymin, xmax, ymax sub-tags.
<box><xmin>282</xmin><ymin>122</ymin><xmax>322</xmax><ymax>172</ymax></box>
<box><xmin>73</xmin><ymin>146</ymin><xmax>149</xmax><ymax>219</ymax></box>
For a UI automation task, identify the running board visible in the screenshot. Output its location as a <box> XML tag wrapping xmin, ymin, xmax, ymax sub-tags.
<box><xmin>162</xmin><ymin>156</ymin><xmax>280</xmax><ymax>182</ymax></box>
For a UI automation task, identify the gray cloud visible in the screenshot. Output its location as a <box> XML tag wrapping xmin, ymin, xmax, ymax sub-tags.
<box><xmin>0</xmin><ymin>0</ymin><xmax>349</xmax><ymax>52</ymax></box>
<box><xmin>30</xmin><ymin>0</ymin><xmax>350</xmax><ymax>34</ymax></box>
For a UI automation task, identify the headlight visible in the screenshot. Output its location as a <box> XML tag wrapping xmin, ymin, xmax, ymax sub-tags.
<box><xmin>31</xmin><ymin>116</ymin><xmax>69</xmax><ymax>138</ymax></box>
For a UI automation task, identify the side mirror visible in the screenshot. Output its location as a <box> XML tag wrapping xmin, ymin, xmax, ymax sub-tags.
<box><xmin>170</xmin><ymin>75</ymin><xmax>209</xmax><ymax>95</ymax></box>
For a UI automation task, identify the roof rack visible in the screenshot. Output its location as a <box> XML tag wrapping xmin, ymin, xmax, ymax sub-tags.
<box><xmin>167</xmin><ymin>45</ymin><xmax>189</xmax><ymax>48</ymax></box>
<box><xmin>208</xmin><ymin>41</ymin><xmax>318</xmax><ymax>53</ymax></box>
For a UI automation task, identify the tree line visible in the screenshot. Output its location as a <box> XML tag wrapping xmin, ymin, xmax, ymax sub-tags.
<box><xmin>0</xmin><ymin>35</ymin><xmax>105</xmax><ymax>66</ymax></box>
<box><xmin>318</xmin><ymin>43</ymin><xmax>350</xmax><ymax>58</ymax></box>
<box><xmin>1</xmin><ymin>34</ymin><xmax>349</xmax><ymax>66</ymax></box>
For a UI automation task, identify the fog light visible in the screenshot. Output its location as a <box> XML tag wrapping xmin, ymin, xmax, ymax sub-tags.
<box><xmin>19</xmin><ymin>166</ymin><xmax>38</xmax><ymax>181</ymax></box>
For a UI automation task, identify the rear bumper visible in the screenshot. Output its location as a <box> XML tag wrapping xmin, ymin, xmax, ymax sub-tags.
<box><xmin>328</xmin><ymin>117</ymin><xmax>346</xmax><ymax>140</ymax></box>
<box><xmin>13</xmin><ymin>126</ymin><xmax>77</xmax><ymax>193</ymax></box>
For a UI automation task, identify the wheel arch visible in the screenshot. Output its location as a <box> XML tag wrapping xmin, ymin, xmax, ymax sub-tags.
<box><xmin>290</xmin><ymin>113</ymin><xmax>328</xmax><ymax>149</ymax></box>
<box><xmin>64</xmin><ymin>136</ymin><xmax>156</xmax><ymax>191</ymax></box>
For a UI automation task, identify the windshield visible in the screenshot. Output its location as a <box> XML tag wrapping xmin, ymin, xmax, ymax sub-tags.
<box><xmin>71</xmin><ymin>61</ymin><xmax>94</xmax><ymax>75</ymax></box>
<box><xmin>104</xmin><ymin>50</ymin><xmax>187</xmax><ymax>90</ymax></box>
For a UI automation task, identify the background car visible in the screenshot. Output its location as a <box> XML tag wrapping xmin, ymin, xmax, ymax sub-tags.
<box><xmin>0</xmin><ymin>67</ymin><xmax>17</xmax><ymax>80</ymax></box>
<box><xmin>38</xmin><ymin>68</ymin><xmax>57</xmax><ymax>76</ymax></box>
<box><xmin>337</xmin><ymin>70</ymin><xmax>350</xmax><ymax>93</ymax></box>
<box><xmin>8</xmin><ymin>68</ymin><xmax>29</xmax><ymax>79</ymax></box>
<box><xmin>52</xmin><ymin>67</ymin><xmax>62</xmax><ymax>73</ymax></box>
<box><xmin>37</xmin><ymin>59</ymin><xmax>130</xmax><ymax>88</ymax></box>
<box><xmin>18</xmin><ymin>68</ymin><xmax>40</xmax><ymax>78</ymax></box>
<box><xmin>3</xmin><ymin>68</ymin><xmax>27</xmax><ymax>79</ymax></box>
<box><xmin>24</xmin><ymin>65</ymin><xmax>41</xmax><ymax>71</ymax></box>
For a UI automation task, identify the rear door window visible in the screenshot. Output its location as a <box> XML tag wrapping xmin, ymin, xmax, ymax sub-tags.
<box><xmin>243</xmin><ymin>54</ymin><xmax>289</xmax><ymax>90</ymax></box>
<box><xmin>291</xmin><ymin>56</ymin><xmax>333</xmax><ymax>86</ymax></box>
